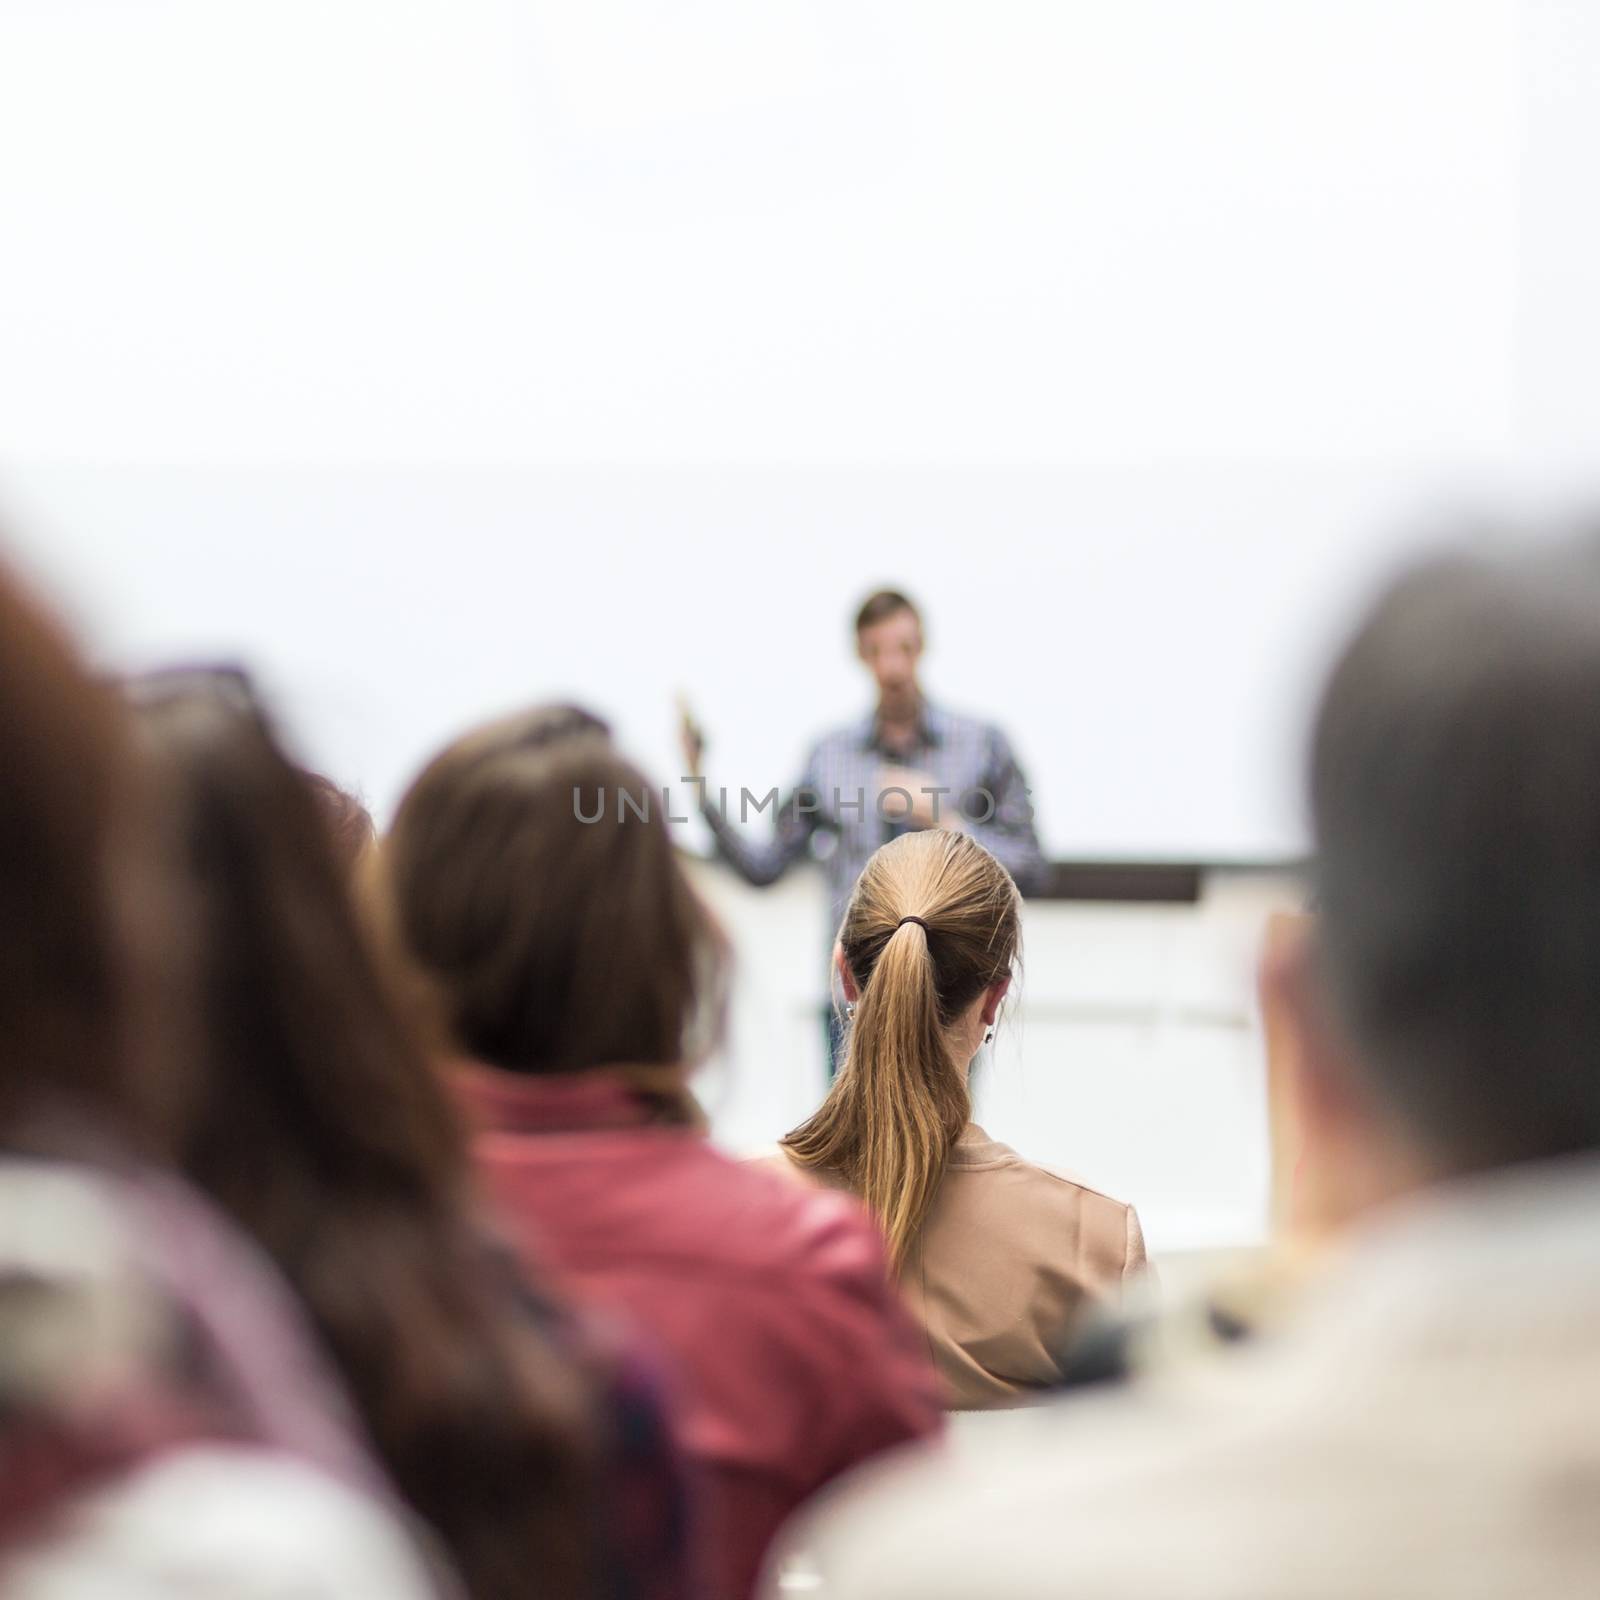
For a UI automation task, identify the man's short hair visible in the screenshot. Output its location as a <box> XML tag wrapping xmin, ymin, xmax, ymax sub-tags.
<box><xmin>1310</xmin><ymin>531</ymin><xmax>1600</xmax><ymax>1175</ymax></box>
<box><xmin>854</xmin><ymin>589</ymin><xmax>921</xmax><ymax>635</ymax></box>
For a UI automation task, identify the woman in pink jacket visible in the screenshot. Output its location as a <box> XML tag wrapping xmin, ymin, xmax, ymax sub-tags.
<box><xmin>382</xmin><ymin>705</ymin><xmax>943</xmax><ymax>1600</ymax></box>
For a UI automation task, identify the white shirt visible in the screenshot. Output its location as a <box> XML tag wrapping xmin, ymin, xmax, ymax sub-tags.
<box><xmin>0</xmin><ymin>1447</ymin><xmax>446</xmax><ymax>1600</ymax></box>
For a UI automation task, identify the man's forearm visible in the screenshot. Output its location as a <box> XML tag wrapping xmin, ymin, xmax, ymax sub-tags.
<box><xmin>699</xmin><ymin>783</ymin><xmax>810</xmax><ymax>886</ymax></box>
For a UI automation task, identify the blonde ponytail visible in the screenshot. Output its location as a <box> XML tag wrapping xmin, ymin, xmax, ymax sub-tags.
<box><xmin>781</xmin><ymin>830</ymin><xmax>1020</xmax><ymax>1268</ymax></box>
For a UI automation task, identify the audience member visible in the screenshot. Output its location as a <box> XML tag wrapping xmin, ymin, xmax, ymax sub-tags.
<box><xmin>129</xmin><ymin>668</ymin><xmax>693</xmax><ymax>1600</ymax></box>
<box><xmin>382</xmin><ymin>708</ymin><xmax>943</xmax><ymax>1600</ymax></box>
<box><xmin>0</xmin><ymin>566</ymin><xmax>440</xmax><ymax>1597</ymax></box>
<box><xmin>768</xmin><ymin>828</ymin><xmax>1146</xmax><ymax>1408</ymax></box>
<box><xmin>773</xmin><ymin>534</ymin><xmax>1600</xmax><ymax>1598</ymax></box>
<box><xmin>300</xmin><ymin>768</ymin><xmax>378</xmax><ymax>878</ymax></box>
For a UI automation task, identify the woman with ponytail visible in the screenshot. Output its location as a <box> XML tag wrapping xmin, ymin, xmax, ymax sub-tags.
<box><xmin>776</xmin><ymin>828</ymin><xmax>1148</xmax><ymax>1410</ymax></box>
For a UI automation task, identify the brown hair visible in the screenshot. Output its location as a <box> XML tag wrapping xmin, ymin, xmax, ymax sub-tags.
<box><xmin>384</xmin><ymin>707</ymin><xmax>727</xmax><ymax>1098</ymax></box>
<box><xmin>0</xmin><ymin>557</ymin><xmax>160</xmax><ymax>1149</ymax></box>
<box><xmin>130</xmin><ymin>673</ymin><xmax>597</xmax><ymax>1600</ymax></box>
<box><xmin>854</xmin><ymin>588</ymin><xmax>920</xmax><ymax>635</ymax></box>
<box><xmin>782</xmin><ymin>830</ymin><xmax>1020</xmax><ymax>1266</ymax></box>
<box><xmin>299</xmin><ymin>770</ymin><xmax>377</xmax><ymax>878</ymax></box>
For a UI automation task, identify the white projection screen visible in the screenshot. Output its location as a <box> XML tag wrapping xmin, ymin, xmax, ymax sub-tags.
<box><xmin>3</xmin><ymin>0</ymin><xmax>1597</xmax><ymax>861</ymax></box>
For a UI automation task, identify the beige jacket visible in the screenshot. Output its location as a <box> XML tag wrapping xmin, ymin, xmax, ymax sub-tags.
<box><xmin>756</xmin><ymin>1125</ymin><xmax>1146</xmax><ymax>1410</ymax></box>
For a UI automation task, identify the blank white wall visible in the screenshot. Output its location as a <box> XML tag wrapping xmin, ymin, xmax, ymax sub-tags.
<box><xmin>1515</xmin><ymin>2</ymin><xmax>1600</xmax><ymax>479</ymax></box>
<box><xmin>5</xmin><ymin>0</ymin><xmax>1589</xmax><ymax>859</ymax></box>
<box><xmin>0</xmin><ymin>1</ymin><xmax>1519</xmax><ymax>466</ymax></box>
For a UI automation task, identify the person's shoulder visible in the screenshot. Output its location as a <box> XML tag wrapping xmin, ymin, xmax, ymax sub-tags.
<box><xmin>0</xmin><ymin>1445</ymin><xmax>443</xmax><ymax>1599</ymax></box>
<box><xmin>922</xmin><ymin>699</ymin><xmax>982</xmax><ymax>733</ymax></box>
<box><xmin>812</xmin><ymin>713</ymin><xmax>873</xmax><ymax>760</ymax></box>
<box><xmin>778</xmin><ymin>1363</ymin><xmax>1295</xmax><ymax>1600</ymax></box>
<box><xmin>741</xmin><ymin>1144</ymin><xmax>820</xmax><ymax>1188</ymax></box>
<box><xmin>1029</xmin><ymin>1159</ymin><xmax>1138</xmax><ymax>1218</ymax></box>
<box><xmin>925</xmin><ymin>702</ymin><xmax>1014</xmax><ymax>752</ymax></box>
<box><xmin>948</xmin><ymin>1135</ymin><xmax>1139</xmax><ymax>1272</ymax></box>
<box><xmin>692</xmin><ymin>1142</ymin><xmax>889</xmax><ymax>1287</ymax></box>
<box><xmin>1024</xmin><ymin>1157</ymin><xmax>1142</xmax><ymax>1259</ymax></box>
<box><xmin>955</xmin><ymin>1132</ymin><xmax>1131</xmax><ymax>1211</ymax></box>
<box><xmin>723</xmin><ymin>1141</ymin><xmax>870</xmax><ymax>1238</ymax></box>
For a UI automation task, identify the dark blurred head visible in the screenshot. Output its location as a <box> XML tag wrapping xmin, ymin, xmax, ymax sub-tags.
<box><xmin>128</xmin><ymin>666</ymin><xmax>596</xmax><ymax>1600</ymax></box>
<box><xmin>127</xmin><ymin>665</ymin><xmax>466</xmax><ymax>1217</ymax></box>
<box><xmin>1309</xmin><ymin>533</ymin><xmax>1600</xmax><ymax>1178</ymax></box>
<box><xmin>385</xmin><ymin>705</ymin><xmax>727</xmax><ymax>1080</ymax></box>
<box><xmin>0</xmin><ymin>556</ymin><xmax>151</xmax><ymax>1146</ymax></box>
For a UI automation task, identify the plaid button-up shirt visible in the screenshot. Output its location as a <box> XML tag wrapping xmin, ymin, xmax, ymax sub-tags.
<box><xmin>702</xmin><ymin>699</ymin><xmax>1046</xmax><ymax>934</ymax></box>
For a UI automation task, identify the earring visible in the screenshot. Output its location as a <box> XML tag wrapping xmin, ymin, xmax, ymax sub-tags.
<box><xmin>983</xmin><ymin>1027</ymin><xmax>994</xmax><ymax>1044</ymax></box>
<box><xmin>845</xmin><ymin>1002</ymin><xmax>857</xmax><ymax>1021</ymax></box>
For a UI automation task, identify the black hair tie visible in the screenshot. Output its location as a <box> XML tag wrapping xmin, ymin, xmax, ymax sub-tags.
<box><xmin>896</xmin><ymin>916</ymin><xmax>930</xmax><ymax>933</ymax></box>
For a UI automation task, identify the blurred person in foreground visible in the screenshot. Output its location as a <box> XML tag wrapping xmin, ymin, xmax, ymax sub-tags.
<box><xmin>759</xmin><ymin>827</ymin><xmax>1147</xmax><ymax>1409</ymax></box>
<box><xmin>300</xmin><ymin>768</ymin><xmax>378</xmax><ymax>878</ymax></box>
<box><xmin>0</xmin><ymin>562</ymin><xmax>440</xmax><ymax>1597</ymax></box>
<box><xmin>381</xmin><ymin>706</ymin><xmax>943</xmax><ymax>1600</ymax></box>
<box><xmin>771</xmin><ymin>532</ymin><xmax>1600</xmax><ymax>1599</ymax></box>
<box><xmin>129</xmin><ymin>670</ymin><xmax>694</xmax><ymax>1600</ymax></box>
